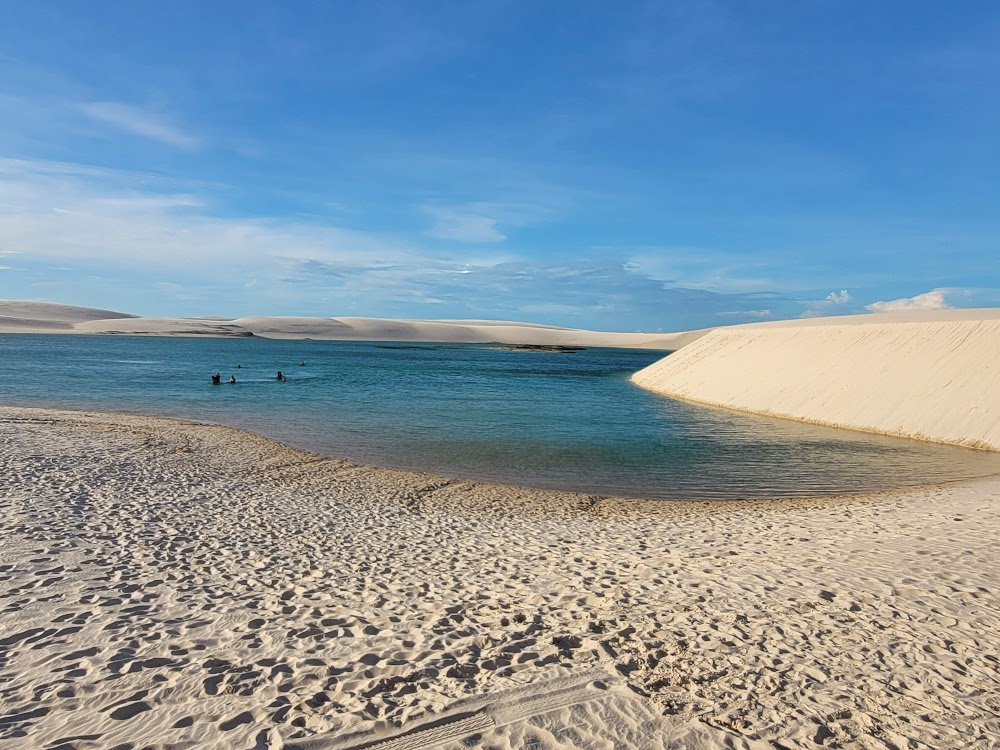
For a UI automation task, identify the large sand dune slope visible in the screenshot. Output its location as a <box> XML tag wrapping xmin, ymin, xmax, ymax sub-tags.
<box><xmin>0</xmin><ymin>301</ymin><xmax>708</xmax><ymax>350</ymax></box>
<box><xmin>632</xmin><ymin>309</ymin><xmax>1000</xmax><ymax>451</ymax></box>
<box><xmin>0</xmin><ymin>300</ymin><xmax>136</xmax><ymax>331</ymax></box>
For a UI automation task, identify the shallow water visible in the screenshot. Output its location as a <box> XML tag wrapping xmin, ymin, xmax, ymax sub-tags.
<box><xmin>3</xmin><ymin>334</ymin><xmax>998</xmax><ymax>499</ymax></box>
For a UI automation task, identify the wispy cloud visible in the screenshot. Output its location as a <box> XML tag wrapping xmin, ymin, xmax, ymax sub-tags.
<box><xmin>5</xmin><ymin>155</ymin><xmax>984</xmax><ymax>329</ymax></box>
<box><xmin>0</xmin><ymin>157</ymin><xmax>409</xmax><ymax>276</ymax></box>
<box><xmin>419</xmin><ymin>194</ymin><xmax>577</xmax><ymax>243</ymax></box>
<box><xmin>287</xmin><ymin>255</ymin><xmax>797</xmax><ymax>329</ymax></box>
<box><xmin>518</xmin><ymin>303</ymin><xmax>587</xmax><ymax>315</ymax></box>
<box><xmin>935</xmin><ymin>287</ymin><xmax>1000</xmax><ymax>307</ymax></box>
<box><xmin>716</xmin><ymin>309</ymin><xmax>771</xmax><ymax>319</ymax></box>
<box><xmin>80</xmin><ymin>102</ymin><xmax>201</xmax><ymax>150</ymax></box>
<box><xmin>799</xmin><ymin>288</ymin><xmax>855</xmax><ymax>318</ymax></box>
<box><xmin>422</xmin><ymin>205</ymin><xmax>505</xmax><ymax>243</ymax></box>
<box><xmin>866</xmin><ymin>289</ymin><xmax>952</xmax><ymax>313</ymax></box>
<box><xmin>622</xmin><ymin>249</ymin><xmax>787</xmax><ymax>294</ymax></box>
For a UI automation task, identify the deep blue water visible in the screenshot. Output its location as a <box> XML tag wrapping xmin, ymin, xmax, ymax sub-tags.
<box><xmin>2</xmin><ymin>334</ymin><xmax>998</xmax><ymax>499</ymax></box>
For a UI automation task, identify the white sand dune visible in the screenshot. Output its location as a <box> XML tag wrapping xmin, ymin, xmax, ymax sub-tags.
<box><xmin>233</xmin><ymin>315</ymin><xmax>710</xmax><ymax>349</ymax></box>
<box><xmin>633</xmin><ymin>309</ymin><xmax>1000</xmax><ymax>451</ymax></box>
<box><xmin>0</xmin><ymin>300</ymin><xmax>136</xmax><ymax>332</ymax></box>
<box><xmin>73</xmin><ymin>316</ymin><xmax>256</xmax><ymax>337</ymax></box>
<box><xmin>1</xmin><ymin>407</ymin><xmax>998</xmax><ymax>748</ymax></box>
<box><xmin>0</xmin><ymin>301</ymin><xmax>707</xmax><ymax>350</ymax></box>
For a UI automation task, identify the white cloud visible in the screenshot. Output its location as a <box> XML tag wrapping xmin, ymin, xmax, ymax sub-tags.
<box><xmin>80</xmin><ymin>102</ymin><xmax>201</xmax><ymax>150</ymax></box>
<box><xmin>422</xmin><ymin>205</ymin><xmax>506</xmax><ymax>243</ymax></box>
<box><xmin>799</xmin><ymin>288</ymin><xmax>854</xmax><ymax>318</ymax></box>
<box><xmin>866</xmin><ymin>289</ymin><xmax>952</xmax><ymax>313</ymax></box>
<box><xmin>0</xmin><ymin>157</ymin><xmax>422</xmax><ymax>275</ymax></box>
<box><xmin>716</xmin><ymin>309</ymin><xmax>771</xmax><ymax>318</ymax></box>
<box><xmin>0</xmin><ymin>156</ymin><xmax>804</xmax><ymax>328</ymax></box>
<box><xmin>519</xmin><ymin>303</ymin><xmax>585</xmax><ymax>315</ymax></box>
<box><xmin>393</xmin><ymin>293</ymin><xmax>445</xmax><ymax>304</ymax></box>
<box><xmin>623</xmin><ymin>249</ymin><xmax>785</xmax><ymax>294</ymax></box>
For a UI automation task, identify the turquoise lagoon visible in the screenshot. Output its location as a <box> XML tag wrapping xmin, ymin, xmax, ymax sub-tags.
<box><xmin>3</xmin><ymin>334</ymin><xmax>998</xmax><ymax>499</ymax></box>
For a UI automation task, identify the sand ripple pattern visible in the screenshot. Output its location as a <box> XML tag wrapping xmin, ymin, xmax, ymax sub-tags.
<box><xmin>0</xmin><ymin>406</ymin><xmax>998</xmax><ymax>749</ymax></box>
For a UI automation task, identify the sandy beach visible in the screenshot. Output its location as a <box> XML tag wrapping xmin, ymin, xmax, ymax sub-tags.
<box><xmin>2</xmin><ymin>406</ymin><xmax>998</xmax><ymax>749</ymax></box>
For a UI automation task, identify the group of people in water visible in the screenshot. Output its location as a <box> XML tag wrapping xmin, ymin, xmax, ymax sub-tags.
<box><xmin>211</xmin><ymin>361</ymin><xmax>305</xmax><ymax>385</ymax></box>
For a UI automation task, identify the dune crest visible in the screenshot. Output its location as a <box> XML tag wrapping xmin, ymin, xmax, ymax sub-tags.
<box><xmin>633</xmin><ymin>309</ymin><xmax>1000</xmax><ymax>451</ymax></box>
<box><xmin>0</xmin><ymin>300</ymin><xmax>136</xmax><ymax>331</ymax></box>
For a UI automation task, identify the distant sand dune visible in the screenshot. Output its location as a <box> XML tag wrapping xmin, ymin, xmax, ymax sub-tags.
<box><xmin>74</xmin><ymin>316</ymin><xmax>255</xmax><ymax>337</ymax></box>
<box><xmin>0</xmin><ymin>300</ymin><xmax>136</xmax><ymax>332</ymax></box>
<box><xmin>0</xmin><ymin>301</ymin><xmax>709</xmax><ymax>350</ymax></box>
<box><xmin>633</xmin><ymin>309</ymin><xmax>1000</xmax><ymax>451</ymax></box>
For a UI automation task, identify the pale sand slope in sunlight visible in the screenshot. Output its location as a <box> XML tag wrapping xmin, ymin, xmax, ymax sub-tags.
<box><xmin>1</xmin><ymin>407</ymin><xmax>998</xmax><ymax>749</ymax></box>
<box><xmin>633</xmin><ymin>308</ymin><xmax>1000</xmax><ymax>451</ymax></box>
<box><xmin>0</xmin><ymin>300</ymin><xmax>137</xmax><ymax>331</ymax></box>
<box><xmin>0</xmin><ymin>301</ymin><xmax>709</xmax><ymax>350</ymax></box>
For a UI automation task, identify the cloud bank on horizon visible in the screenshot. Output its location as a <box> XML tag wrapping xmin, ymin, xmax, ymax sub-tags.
<box><xmin>0</xmin><ymin>2</ymin><xmax>998</xmax><ymax>331</ymax></box>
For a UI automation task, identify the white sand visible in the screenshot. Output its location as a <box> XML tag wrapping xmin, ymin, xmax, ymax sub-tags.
<box><xmin>1</xmin><ymin>407</ymin><xmax>999</xmax><ymax>748</ymax></box>
<box><xmin>0</xmin><ymin>301</ymin><xmax>708</xmax><ymax>350</ymax></box>
<box><xmin>633</xmin><ymin>309</ymin><xmax>1000</xmax><ymax>451</ymax></box>
<box><xmin>0</xmin><ymin>300</ymin><xmax>136</xmax><ymax>332</ymax></box>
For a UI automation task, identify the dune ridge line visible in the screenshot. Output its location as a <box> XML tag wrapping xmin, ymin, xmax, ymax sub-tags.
<box><xmin>0</xmin><ymin>300</ymin><xmax>709</xmax><ymax>350</ymax></box>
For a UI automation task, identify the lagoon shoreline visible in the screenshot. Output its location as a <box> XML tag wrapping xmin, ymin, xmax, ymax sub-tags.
<box><xmin>4</xmin><ymin>328</ymin><xmax>998</xmax><ymax>503</ymax></box>
<box><xmin>2</xmin><ymin>406</ymin><xmax>999</xmax><ymax>748</ymax></box>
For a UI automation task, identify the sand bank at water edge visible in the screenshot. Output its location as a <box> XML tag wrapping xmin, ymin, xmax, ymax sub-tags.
<box><xmin>633</xmin><ymin>309</ymin><xmax>1000</xmax><ymax>451</ymax></box>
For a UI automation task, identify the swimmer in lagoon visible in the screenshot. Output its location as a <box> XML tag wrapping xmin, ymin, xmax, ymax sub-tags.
<box><xmin>211</xmin><ymin>372</ymin><xmax>221</xmax><ymax>384</ymax></box>
<box><xmin>229</xmin><ymin>375</ymin><xmax>236</xmax><ymax>384</ymax></box>
<box><xmin>277</xmin><ymin>371</ymin><xmax>286</xmax><ymax>381</ymax></box>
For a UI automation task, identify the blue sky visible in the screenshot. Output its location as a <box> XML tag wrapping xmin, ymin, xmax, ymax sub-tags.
<box><xmin>1</xmin><ymin>1</ymin><xmax>998</xmax><ymax>331</ymax></box>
